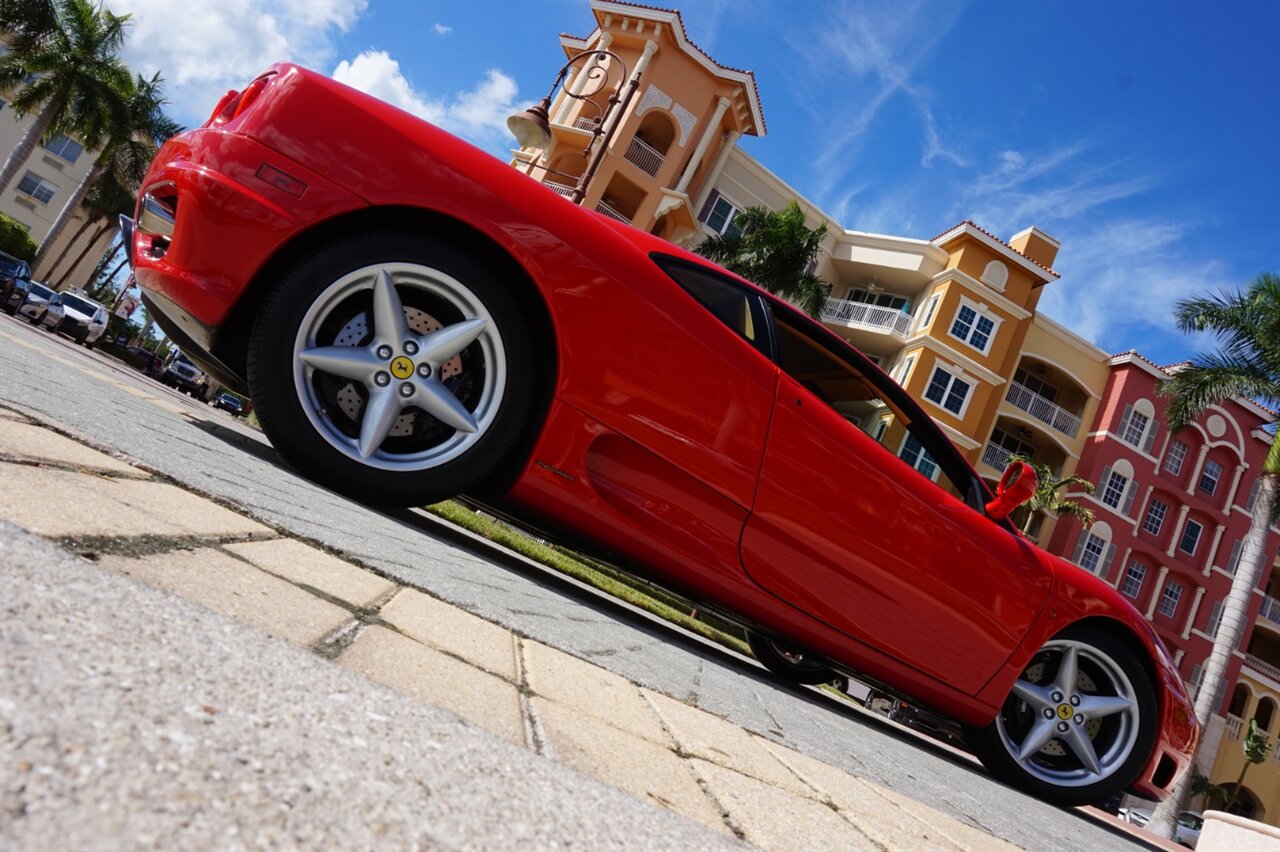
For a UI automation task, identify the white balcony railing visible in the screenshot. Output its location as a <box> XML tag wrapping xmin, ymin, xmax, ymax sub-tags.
<box><xmin>595</xmin><ymin>200</ymin><xmax>630</xmax><ymax>223</ymax></box>
<box><xmin>1226</xmin><ymin>714</ymin><xmax>1244</xmax><ymax>741</ymax></box>
<box><xmin>819</xmin><ymin>297</ymin><xmax>913</xmax><ymax>338</ymax></box>
<box><xmin>982</xmin><ymin>442</ymin><xmax>1015</xmax><ymax>472</ymax></box>
<box><xmin>573</xmin><ymin>117</ymin><xmax>599</xmax><ymax>132</ymax></box>
<box><xmin>623</xmin><ymin>137</ymin><xmax>665</xmax><ymax>177</ymax></box>
<box><xmin>1245</xmin><ymin>654</ymin><xmax>1280</xmax><ymax>683</ymax></box>
<box><xmin>544</xmin><ymin>182</ymin><xmax>576</xmax><ymax>199</ymax></box>
<box><xmin>1004</xmin><ymin>381</ymin><xmax>1083</xmax><ymax>438</ymax></box>
<box><xmin>1260</xmin><ymin>593</ymin><xmax>1280</xmax><ymax>627</ymax></box>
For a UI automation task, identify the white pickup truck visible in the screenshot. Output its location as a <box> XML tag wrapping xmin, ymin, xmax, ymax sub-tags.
<box><xmin>162</xmin><ymin>350</ymin><xmax>215</xmax><ymax>401</ymax></box>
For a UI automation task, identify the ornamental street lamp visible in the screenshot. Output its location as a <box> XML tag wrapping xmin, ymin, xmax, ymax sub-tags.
<box><xmin>508</xmin><ymin>49</ymin><xmax>634</xmax><ymax>205</ymax></box>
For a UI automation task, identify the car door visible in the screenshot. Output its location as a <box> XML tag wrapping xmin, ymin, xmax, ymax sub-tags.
<box><xmin>740</xmin><ymin>310</ymin><xmax>1052</xmax><ymax>695</ymax></box>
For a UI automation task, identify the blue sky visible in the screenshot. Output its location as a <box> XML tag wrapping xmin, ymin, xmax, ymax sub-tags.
<box><xmin>106</xmin><ymin>0</ymin><xmax>1279</xmax><ymax>365</ymax></box>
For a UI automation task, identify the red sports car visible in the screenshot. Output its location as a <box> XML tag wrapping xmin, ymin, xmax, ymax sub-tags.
<box><xmin>126</xmin><ymin>64</ymin><xmax>1196</xmax><ymax>806</ymax></box>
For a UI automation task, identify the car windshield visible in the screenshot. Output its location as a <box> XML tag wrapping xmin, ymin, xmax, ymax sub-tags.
<box><xmin>61</xmin><ymin>295</ymin><xmax>98</xmax><ymax>314</ymax></box>
<box><xmin>174</xmin><ymin>353</ymin><xmax>193</xmax><ymax>366</ymax></box>
<box><xmin>28</xmin><ymin>284</ymin><xmax>53</xmax><ymax>299</ymax></box>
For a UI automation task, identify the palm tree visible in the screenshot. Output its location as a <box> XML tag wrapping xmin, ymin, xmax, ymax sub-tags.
<box><xmin>42</xmin><ymin>165</ymin><xmax>132</xmax><ymax>286</ymax></box>
<box><xmin>35</xmin><ymin>70</ymin><xmax>179</xmax><ymax>271</ymax></box>
<box><xmin>0</xmin><ymin>0</ymin><xmax>131</xmax><ymax>195</ymax></box>
<box><xmin>1148</xmin><ymin>273</ymin><xmax>1279</xmax><ymax>839</ymax></box>
<box><xmin>1007</xmin><ymin>455</ymin><xmax>1095</xmax><ymax>537</ymax></box>
<box><xmin>696</xmin><ymin>200</ymin><xmax>830</xmax><ymax>317</ymax></box>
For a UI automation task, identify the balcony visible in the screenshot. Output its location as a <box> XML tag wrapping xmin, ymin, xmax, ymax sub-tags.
<box><xmin>1227</xmin><ymin>713</ymin><xmax>1244</xmax><ymax>741</ymax></box>
<box><xmin>573</xmin><ymin>117</ymin><xmax>599</xmax><ymax>133</ymax></box>
<box><xmin>544</xmin><ymin>182</ymin><xmax>576</xmax><ymax>199</ymax></box>
<box><xmin>1260</xmin><ymin>593</ymin><xmax>1280</xmax><ymax>627</ymax></box>
<box><xmin>982</xmin><ymin>442</ymin><xmax>1014</xmax><ymax>473</ymax></box>
<box><xmin>1245</xmin><ymin>653</ymin><xmax>1280</xmax><ymax>683</ymax></box>
<box><xmin>1004</xmin><ymin>381</ymin><xmax>1083</xmax><ymax>438</ymax></box>
<box><xmin>820</xmin><ymin>297</ymin><xmax>913</xmax><ymax>338</ymax></box>
<box><xmin>595</xmin><ymin>200</ymin><xmax>630</xmax><ymax>223</ymax></box>
<box><xmin>623</xmin><ymin>137</ymin><xmax>665</xmax><ymax>177</ymax></box>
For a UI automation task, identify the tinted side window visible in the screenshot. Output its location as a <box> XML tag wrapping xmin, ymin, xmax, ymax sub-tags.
<box><xmin>652</xmin><ymin>255</ymin><xmax>772</xmax><ymax>358</ymax></box>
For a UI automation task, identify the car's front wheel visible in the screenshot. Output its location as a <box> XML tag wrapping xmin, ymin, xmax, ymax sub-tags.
<box><xmin>248</xmin><ymin>231</ymin><xmax>537</xmax><ymax>506</ymax></box>
<box><xmin>968</xmin><ymin>624</ymin><xmax>1157</xmax><ymax>806</ymax></box>
<box><xmin>746</xmin><ymin>630</ymin><xmax>840</xmax><ymax>685</ymax></box>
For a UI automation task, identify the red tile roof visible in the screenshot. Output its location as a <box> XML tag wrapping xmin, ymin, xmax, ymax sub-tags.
<box><xmin>930</xmin><ymin>219</ymin><xmax>1060</xmax><ymax>278</ymax></box>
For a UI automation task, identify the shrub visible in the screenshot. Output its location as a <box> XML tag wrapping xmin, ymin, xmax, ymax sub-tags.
<box><xmin>0</xmin><ymin>214</ymin><xmax>37</xmax><ymax>261</ymax></box>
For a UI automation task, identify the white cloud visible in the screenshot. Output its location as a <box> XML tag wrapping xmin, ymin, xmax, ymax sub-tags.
<box><xmin>107</xmin><ymin>0</ymin><xmax>368</xmax><ymax>125</ymax></box>
<box><xmin>433</xmin><ymin>23</ymin><xmax>452</xmax><ymax>35</ymax></box>
<box><xmin>332</xmin><ymin>50</ymin><xmax>520</xmax><ymax>150</ymax></box>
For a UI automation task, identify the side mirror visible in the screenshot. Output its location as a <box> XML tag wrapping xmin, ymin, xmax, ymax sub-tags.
<box><xmin>985</xmin><ymin>460</ymin><xmax>1038</xmax><ymax>521</ymax></box>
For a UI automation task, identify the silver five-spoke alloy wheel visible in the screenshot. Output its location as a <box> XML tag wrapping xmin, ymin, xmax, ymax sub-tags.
<box><xmin>292</xmin><ymin>262</ymin><xmax>507</xmax><ymax>471</ymax></box>
<box><xmin>995</xmin><ymin>638</ymin><xmax>1141</xmax><ymax>788</ymax></box>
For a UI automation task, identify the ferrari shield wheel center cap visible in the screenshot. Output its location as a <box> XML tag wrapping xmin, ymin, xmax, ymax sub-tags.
<box><xmin>390</xmin><ymin>356</ymin><xmax>414</xmax><ymax>380</ymax></box>
<box><xmin>1056</xmin><ymin>703</ymin><xmax>1074</xmax><ymax>721</ymax></box>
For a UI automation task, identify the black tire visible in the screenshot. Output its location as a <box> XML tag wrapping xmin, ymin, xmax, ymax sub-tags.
<box><xmin>247</xmin><ymin>230</ymin><xmax>538</xmax><ymax>506</ymax></box>
<box><xmin>746</xmin><ymin>630</ymin><xmax>839</xmax><ymax>685</ymax></box>
<box><xmin>84</xmin><ymin>340</ymin><xmax>95</xmax><ymax>350</ymax></box>
<box><xmin>967</xmin><ymin>623</ymin><xmax>1158</xmax><ymax>806</ymax></box>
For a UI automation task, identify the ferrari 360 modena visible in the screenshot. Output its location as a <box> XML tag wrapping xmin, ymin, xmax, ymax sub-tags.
<box><xmin>125</xmin><ymin>64</ymin><xmax>1197</xmax><ymax>806</ymax></box>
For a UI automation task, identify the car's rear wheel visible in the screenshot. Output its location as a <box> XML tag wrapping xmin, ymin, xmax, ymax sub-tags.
<box><xmin>248</xmin><ymin>231</ymin><xmax>537</xmax><ymax>506</ymax></box>
<box><xmin>746</xmin><ymin>630</ymin><xmax>839</xmax><ymax>685</ymax></box>
<box><xmin>968</xmin><ymin>624</ymin><xmax>1157</xmax><ymax>806</ymax></box>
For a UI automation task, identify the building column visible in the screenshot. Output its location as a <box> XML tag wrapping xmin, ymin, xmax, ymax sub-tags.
<box><xmin>1182</xmin><ymin>586</ymin><xmax>1207</xmax><ymax>638</ymax></box>
<box><xmin>1206</xmin><ymin>523</ymin><xmax>1226</xmax><ymax>576</ymax></box>
<box><xmin>592</xmin><ymin>39</ymin><xmax>657</xmax><ymax>156</ymax></box>
<box><xmin>1132</xmin><ymin>486</ymin><xmax>1154</xmax><ymax>535</ymax></box>
<box><xmin>1174</xmin><ymin>649</ymin><xmax>1185</xmax><ymax>667</ymax></box>
<box><xmin>1114</xmin><ymin>547</ymin><xmax>1132</xmax><ymax>588</ymax></box>
<box><xmin>1225</xmin><ymin>465</ymin><xmax>1246</xmax><ymax>511</ymax></box>
<box><xmin>1186</xmin><ymin>445</ymin><xmax>1211</xmax><ymax>495</ymax></box>
<box><xmin>675</xmin><ymin>96</ymin><xmax>732</xmax><ymax>193</ymax></box>
<box><xmin>691</xmin><ymin>129</ymin><xmax>741</xmax><ymax>213</ymax></box>
<box><xmin>1167</xmin><ymin>505</ymin><xmax>1191</xmax><ymax>556</ymax></box>
<box><xmin>552</xmin><ymin>32</ymin><xmax>613</xmax><ymax>126</ymax></box>
<box><xmin>1145</xmin><ymin>566</ymin><xmax>1170</xmax><ymax>620</ymax></box>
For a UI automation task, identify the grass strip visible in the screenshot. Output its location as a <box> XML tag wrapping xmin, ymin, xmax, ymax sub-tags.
<box><xmin>425</xmin><ymin>500</ymin><xmax>751</xmax><ymax>657</ymax></box>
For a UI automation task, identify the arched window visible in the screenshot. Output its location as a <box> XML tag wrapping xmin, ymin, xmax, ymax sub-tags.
<box><xmin>1228</xmin><ymin>682</ymin><xmax>1250</xmax><ymax>718</ymax></box>
<box><xmin>1254</xmin><ymin>697</ymin><xmax>1276</xmax><ymax>733</ymax></box>
<box><xmin>980</xmin><ymin>260</ymin><xmax>1008</xmax><ymax>291</ymax></box>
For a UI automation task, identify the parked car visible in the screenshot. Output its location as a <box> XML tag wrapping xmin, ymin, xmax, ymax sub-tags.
<box><xmin>0</xmin><ymin>251</ymin><xmax>32</xmax><ymax>314</ymax></box>
<box><xmin>121</xmin><ymin>345</ymin><xmax>166</xmax><ymax>379</ymax></box>
<box><xmin>162</xmin><ymin>350</ymin><xmax>213</xmax><ymax>399</ymax></box>
<box><xmin>39</xmin><ymin>291</ymin><xmax>109</xmax><ymax>347</ymax></box>
<box><xmin>1119</xmin><ymin>807</ymin><xmax>1203</xmax><ymax>848</ymax></box>
<box><xmin>124</xmin><ymin>63</ymin><xmax>1198</xmax><ymax>806</ymax></box>
<box><xmin>212</xmin><ymin>392</ymin><xmax>245</xmax><ymax>416</ymax></box>
<box><xmin>17</xmin><ymin>281</ymin><xmax>54</xmax><ymax>324</ymax></box>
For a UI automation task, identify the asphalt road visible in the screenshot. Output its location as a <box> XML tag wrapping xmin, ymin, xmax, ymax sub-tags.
<box><xmin>0</xmin><ymin>311</ymin><xmax>1158</xmax><ymax>851</ymax></box>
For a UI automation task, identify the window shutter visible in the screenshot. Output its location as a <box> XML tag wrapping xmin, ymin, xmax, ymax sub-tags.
<box><xmin>1143</xmin><ymin>419</ymin><xmax>1160</xmax><ymax>454</ymax></box>
<box><xmin>698</xmin><ymin>189</ymin><xmax>721</xmax><ymax>223</ymax></box>
<box><xmin>1121</xmin><ymin>481</ymin><xmax>1137</xmax><ymax>516</ymax></box>
<box><xmin>1117</xmin><ymin>404</ymin><xmax>1133</xmax><ymax>438</ymax></box>
<box><xmin>1071</xmin><ymin>533</ymin><xmax>1087</xmax><ymax>565</ymax></box>
<box><xmin>1101</xmin><ymin>543</ymin><xmax>1117</xmax><ymax>578</ymax></box>
<box><xmin>1227</xmin><ymin>538</ymin><xmax>1243</xmax><ymax>573</ymax></box>
<box><xmin>1099</xmin><ymin>465</ymin><xmax>1112</xmax><ymax>497</ymax></box>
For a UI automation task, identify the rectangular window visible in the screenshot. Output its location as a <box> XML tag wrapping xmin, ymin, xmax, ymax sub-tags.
<box><xmin>16</xmin><ymin>171</ymin><xmax>57</xmax><ymax>204</ymax></box>
<box><xmin>704</xmin><ymin>197</ymin><xmax>741</xmax><ymax>237</ymax></box>
<box><xmin>1179</xmin><ymin>519</ymin><xmax>1203</xmax><ymax>555</ymax></box>
<box><xmin>899</xmin><ymin>433</ymin><xmax>938</xmax><ymax>481</ymax></box>
<box><xmin>1245</xmin><ymin>478</ymin><xmax>1261</xmax><ymax>512</ymax></box>
<box><xmin>1164</xmin><ymin>440</ymin><xmax>1188</xmax><ymax>475</ymax></box>
<box><xmin>1199</xmin><ymin>459</ymin><xmax>1223</xmax><ymax>495</ymax></box>
<box><xmin>1226</xmin><ymin>538</ymin><xmax>1243</xmax><ymax>574</ymax></box>
<box><xmin>919</xmin><ymin>295</ymin><xmax>941</xmax><ymax>329</ymax></box>
<box><xmin>948</xmin><ymin>304</ymin><xmax>997</xmax><ymax>353</ymax></box>
<box><xmin>1122</xmin><ymin>411</ymin><xmax>1149</xmax><ymax>447</ymax></box>
<box><xmin>1013</xmin><ymin>368</ymin><xmax>1059</xmax><ymax>403</ymax></box>
<box><xmin>923</xmin><ymin>366</ymin><xmax>971</xmax><ymax>416</ymax></box>
<box><xmin>1188</xmin><ymin>663</ymin><xmax>1202</xmax><ymax>697</ymax></box>
<box><xmin>1157</xmin><ymin>581</ymin><xmax>1184</xmax><ymax>618</ymax></box>
<box><xmin>1120</xmin><ymin>561</ymin><xmax>1146</xmax><ymax>598</ymax></box>
<box><xmin>1078</xmin><ymin>533</ymin><xmax>1107</xmax><ymax>573</ymax></box>
<box><xmin>894</xmin><ymin>354</ymin><xmax>916</xmax><ymax>385</ymax></box>
<box><xmin>848</xmin><ymin>288</ymin><xmax>910</xmax><ymax>312</ymax></box>
<box><xmin>1101</xmin><ymin>471</ymin><xmax>1128</xmax><ymax>509</ymax></box>
<box><xmin>42</xmin><ymin>134</ymin><xmax>83</xmax><ymax>164</ymax></box>
<box><xmin>1143</xmin><ymin>498</ymin><xmax>1169</xmax><ymax>535</ymax></box>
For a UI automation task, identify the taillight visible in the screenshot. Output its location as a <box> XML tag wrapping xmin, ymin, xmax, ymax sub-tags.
<box><xmin>207</xmin><ymin>72</ymin><xmax>277</xmax><ymax>127</ymax></box>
